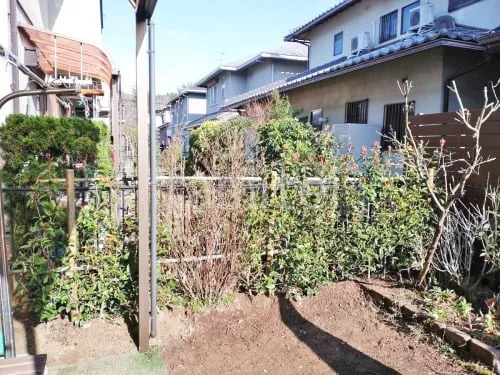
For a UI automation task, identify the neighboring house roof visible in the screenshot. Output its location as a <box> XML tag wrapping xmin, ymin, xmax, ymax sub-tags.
<box><xmin>188</xmin><ymin>111</ymin><xmax>240</xmax><ymax>128</ymax></box>
<box><xmin>284</xmin><ymin>0</ymin><xmax>361</xmax><ymax>42</ymax></box>
<box><xmin>223</xmin><ymin>27</ymin><xmax>487</xmax><ymax>110</ymax></box>
<box><xmin>168</xmin><ymin>87</ymin><xmax>206</xmax><ymax>105</ymax></box>
<box><xmin>196</xmin><ymin>43</ymin><xmax>308</xmax><ymax>87</ymax></box>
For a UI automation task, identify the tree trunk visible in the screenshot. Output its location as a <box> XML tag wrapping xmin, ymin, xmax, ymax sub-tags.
<box><xmin>417</xmin><ymin>208</ymin><xmax>448</xmax><ymax>287</ymax></box>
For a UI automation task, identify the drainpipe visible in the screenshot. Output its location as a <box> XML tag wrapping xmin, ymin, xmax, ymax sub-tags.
<box><xmin>442</xmin><ymin>55</ymin><xmax>491</xmax><ymax>112</ymax></box>
<box><xmin>148</xmin><ymin>20</ymin><xmax>158</xmax><ymax>339</ymax></box>
<box><xmin>8</xmin><ymin>0</ymin><xmax>19</xmax><ymax>113</ymax></box>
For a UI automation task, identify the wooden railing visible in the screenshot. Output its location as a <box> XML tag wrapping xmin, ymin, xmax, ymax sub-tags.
<box><xmin>410</xmin><ymin>111</ymin><xmax>500</xmax><ymax>202</ymax></box>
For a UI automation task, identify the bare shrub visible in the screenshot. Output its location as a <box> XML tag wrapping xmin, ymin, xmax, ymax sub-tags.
<box><xmin>390</xmin><ymin>80</ymin><xmax>499</xmax><ymax>287</ymax></box>
<box><xmin>435</xmin><ymin>183</ymin><xmax>499</xmax><ymax>298</ymax></box>
<box><xmin>164</xmin><ymin>181</ymin><xmax>248</xmax><ymax>303</ymax></box>
<box><xmin>244</xmin><ymin>100</ymin><xmax>270</xmax><ymax>125</ymax></box>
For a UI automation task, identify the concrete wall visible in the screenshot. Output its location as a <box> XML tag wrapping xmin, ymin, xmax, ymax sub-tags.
<box><xmin>308</xmin><ymin>0</ymin><xmax>500</xmax><ymax>69</ymax></box>
<box><xmin>286</xmin><ymin>47</ymin><xmax>444</xmax><ymax>132</ymax></box>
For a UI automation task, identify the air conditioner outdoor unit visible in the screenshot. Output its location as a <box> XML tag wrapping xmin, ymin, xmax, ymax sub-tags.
<box><xmin>409</xmin><ymin>2</ymin><xmax>434</xmax><ymax>32</ymax></box>
<box><xmin>351</xmin><ymin>32</ymin><xmax>371</xmax><ymax>54</ymax></box>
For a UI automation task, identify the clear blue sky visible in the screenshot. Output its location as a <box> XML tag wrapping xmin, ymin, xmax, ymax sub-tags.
<box><xmin>102</xmin><ymin>1</ymin><xmax>339</xmax><ymax>94</ymax></box>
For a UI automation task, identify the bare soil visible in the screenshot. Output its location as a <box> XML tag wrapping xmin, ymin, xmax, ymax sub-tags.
<box><xmin>14</xmin><ymin>281</ymin><xmax>471</xmax><ymax>374</ymax></box>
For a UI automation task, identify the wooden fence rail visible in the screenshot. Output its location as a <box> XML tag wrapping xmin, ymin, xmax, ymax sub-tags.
<box><xmin>410</xmin><ymin>111</ymin><xmax>500</xmax><ymax>202</ymax></box>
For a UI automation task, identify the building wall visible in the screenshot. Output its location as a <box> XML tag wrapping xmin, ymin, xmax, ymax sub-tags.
<box><xmin>443</xmin><ymin>49</ymin><xmax>500</xmax><ymax>111</ymax></box>
<box><xmin>0</xmin><ymin>0</ymin><xmax>12</xmax><ymax>125</ymax></box>
<box><xmin>273</xmin><ymin>60</ymin><xmax>307</xmax><ymax>81</ymax></box>
<box><xmin>188</xmin><ymin>97</ymin><xmax>206</xmax><ymax>115</ymax></box>
<box><xmin>246</xmin><ymin>62</ymin><xmax>272</xmax><ymax>91</ymax></box>
<box><xmin>227</xmin><ymin>72</ymin><xmax>247</xmax><ymax>99</ymax></box>
<box><xmin>286</xmin><ymin>48</ymin><xmax>444</xmax><ymax>128</ymax></box>
<box><xmin>1</xmin><ymin>0</ymin><xmax>108</xmax><ymax>122</ymax></box>
<box><xmin>308</xmin><ymin>0</ymin><xmax>500</xmax><ymax>69</ymax></box>
<box><xmin>171</xmin><ymin>97</ymin><xmax>188</xmax><ymax>128</ymax></box>
<box><xmin>50</xmin><ymin>0</ymin><xmax>102</xmax><ymax>47</ymax></box>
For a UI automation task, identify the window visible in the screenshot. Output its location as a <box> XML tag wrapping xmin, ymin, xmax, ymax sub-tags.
<box><xmin>401</xmin><ymin>1</ymin><xmax>420</xmax><ymax>34</ymax></box>
<box><xmin>209</xmin><ymin>85</ymin><xmax>217</xmax><ymax>105</ymax></box>
<box><xmin>310</xmin><ymin>109</ymin><xmax>324</xmax><ymax>128</ymax></box>
<box><xmin>382</xmin><ymin>101</ymin><xmax>415</xmax><ymax>148</ymax></box>
<box><xmin>220</xmin><ymin>77</ymin><xmax>226</xmax><ymax>99</ymax></box>
<box><xmin>379</xmin><ymin>10</ymin><xmax>398</xmax><ymax>43</ymax></box>
<box><xmin>334</xmin><ymin>32</ymin><xmax>343</xmax><ymax>56</ymax></box>
<box><xmin>345</xmin><ymin>99</ymin><xmax>368</xmax><ymax>124</ymax></box>
<box><xmin>449</xmin><ymin>0</ymin><xmax>482</xmax><ymax>12</ymax></box>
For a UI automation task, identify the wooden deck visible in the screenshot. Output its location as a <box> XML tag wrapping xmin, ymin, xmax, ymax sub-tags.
<box><xmin>0</xmin><ymin>354</ymin><xmax>47</xmax><ymax>375</ymax></box>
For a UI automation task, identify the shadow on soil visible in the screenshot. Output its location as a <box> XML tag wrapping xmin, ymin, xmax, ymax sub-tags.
<box><xmin>278</xmin><ymin>296</ymin><xmax>401</xmax><ymax>375</ymax></box>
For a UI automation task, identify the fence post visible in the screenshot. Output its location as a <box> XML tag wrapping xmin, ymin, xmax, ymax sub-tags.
<box><xmin>66</xmin><ymin>169</ymin><xmax>79</xmax><ymax>320</ymax></box>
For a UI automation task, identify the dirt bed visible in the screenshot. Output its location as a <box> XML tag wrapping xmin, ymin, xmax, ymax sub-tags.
<box><xmin>165</xmin><ymin>281</ymin><xmax>469</xmax><ymax>374</ymax></box>
<box><xmin>14</xmin><ymin>281</ymin><xmax>471</xmax><ymax>374</ymax></box>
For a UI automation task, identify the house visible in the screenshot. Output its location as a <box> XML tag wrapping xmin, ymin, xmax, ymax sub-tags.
<box><xmin>193</xmin><ymin>43</ymin><xmax>308</xmax><ymax>125</ymax></box>
<box><xmin>0</xmin><ymin>0</ymin><xmax>114</xmax><ymax>126</ymax></box>
<box><xmin>224</xmin><ymin>0</ymin><xmax>500</xmax><ymax>154</ymax></box>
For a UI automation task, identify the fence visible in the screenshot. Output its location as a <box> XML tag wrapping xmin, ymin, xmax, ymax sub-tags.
<box><xmin>410</xmin><ymin>111</ymin><xmax>500</xmax><ymax>202</ymax></box>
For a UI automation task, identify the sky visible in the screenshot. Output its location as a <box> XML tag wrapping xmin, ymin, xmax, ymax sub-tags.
<box><xmin>102</xmin><ymin>1</ymin><xmax>340</xmax><ymax>94</ymax></box>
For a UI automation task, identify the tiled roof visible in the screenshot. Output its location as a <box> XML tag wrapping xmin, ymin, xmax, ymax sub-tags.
<box><xmin>284</xmin><ymin>0</ymin><xmax>360</xmax><ymax>42</ymax></box>
<box><xmin>196</xmin><ymin>42</ymin><xmax>307</xmax><ymax>87</ymax></box>
<box><xmin>188</xmin><ymin>111</ymin><xmax>240</xmax><ymax>127</ymax></box>
<box><xmin>223</xmin><ymin>27</ymin><xmax>487</xmax><ymax>110</ymax></box>
<box><xmin>167</xmin><ymin>87</ymin><xmax>206</xmax><ymax>105</ymax></box>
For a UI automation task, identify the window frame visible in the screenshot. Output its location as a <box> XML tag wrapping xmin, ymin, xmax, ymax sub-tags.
<box><xmin>220</xmin><ymin>77</ymin><xmax>226</xmax><ymax>99</ymax></box>
<box><xmin>209</xmin><ymin>85</ymin><xmax>217</xmax><ymax>105</ymax></box>
<box><xmin>333</xmin><ymin>31</ymin><xmax>343</xmax><ymax>56</ymax></box>
<box><xmin>381</xmin><ymin>100</ymin><xmax>416</xmax><ymax>149</ymax></box>
<box><xmin>401</xmin><ymin>1</ymin><xmax>420</xmax><ymax>34</ymax></box>
<box><xmin>345</xmin><ymin>99</ymin><xmax>369</xmax><ymax>124</ymax></box>
<box><xmin>448</xmin><ymin>0</ymin><xmax>483</xmax><ymax>12</ymax></box>
<box><xmin>379</xmin><ymin>9</ymin><xmax>398</xmax><ymax>44</ymax></box>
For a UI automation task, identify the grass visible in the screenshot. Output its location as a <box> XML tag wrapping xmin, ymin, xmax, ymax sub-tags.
<box><xmin>51</xmin><ymin>348</ymin><xmax>166</xmax><ymax>375</ymax></box>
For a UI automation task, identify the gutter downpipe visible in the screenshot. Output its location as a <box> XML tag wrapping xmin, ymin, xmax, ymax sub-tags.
<box><xmin>9</xmin><ymin>0</ymin><xmax>19</xmax><ymax>113</ymax></box>
<box><xmin>442</xmin><ymin>55</ymin><xmax>491</xmax><ymax>112</ymax></box>
<box><xmin>148</xmin><ymin>20</ymin><xmax>158</xmax><ymax>339</ymax></box>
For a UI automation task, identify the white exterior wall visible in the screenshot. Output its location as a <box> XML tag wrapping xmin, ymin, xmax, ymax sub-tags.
<box><xmin>188</xmin><ymin>97</ymin><xmax>206</xmax><ymax>115</ymax></box>
<box><xmin>286</xmin><ymin>48</ymin><xmax>444</xmax><ymax>135</ymax></box>
<box><xmin>1</xmin><ymin>0</ymin><xmax>108</xmax><ymax>123</ymax></box>
<box><xmin>50</xmin><ymin>0</ymin><xmax>102</xmax><ymax>47</ymax></box>
<box><xmin>308</xmin><ymin>0</ymin><xmax>500</xmax><ymax>68</ymax></box>
<box><xmin>0</xmin><ymin>0</ymin><xmax>12</xmax><ymax>125</ymax></box>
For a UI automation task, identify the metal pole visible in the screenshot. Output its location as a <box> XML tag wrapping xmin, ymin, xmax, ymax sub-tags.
<box><xmin>148</xmin><ymin>20</ymin><xmax>158</xmax><ymax>339</ymax></box>
<box><xmin>136</xmin><ymin>16</ymin><xmax>150</xmax><ymax>352</ymax></box>
<box><xmin>0</xmin><ymin>88</ymin><xmax>81</xmax><ymax>111</ymax></box>
<box><xmin>8</xmin><ymin>0</ymin><xmax>19</xmax><ymax>113</ymax></box>
<box><xmin>0</xmin><ymin>177</ymin><xmax>15</xmax><ymax>358</ymax></box>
